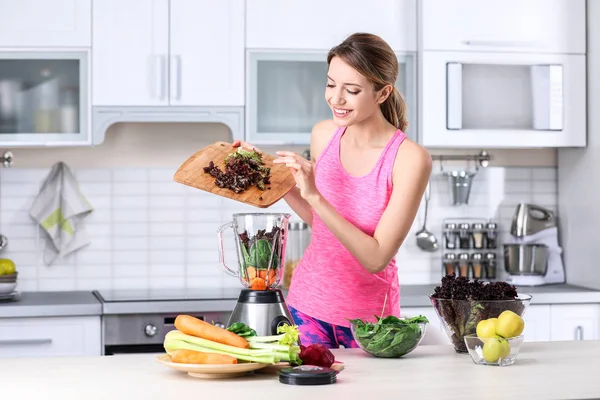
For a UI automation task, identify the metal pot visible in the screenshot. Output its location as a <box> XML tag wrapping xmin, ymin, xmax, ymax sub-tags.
<box><xmin>445</xmin><ymin>170</ymin><xmax>476</xmax><ymax>205</ymax></box>
<box><xmin>504</xmin><ymin>244</ymin><xmax>548</xmax><ymax>276</ymax></box>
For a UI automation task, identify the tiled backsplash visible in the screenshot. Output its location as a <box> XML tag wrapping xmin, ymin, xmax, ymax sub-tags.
<box><xmin>0</xmin><ymin>165</ymin><xmax>556</xmax><ymax>291</ymax></box>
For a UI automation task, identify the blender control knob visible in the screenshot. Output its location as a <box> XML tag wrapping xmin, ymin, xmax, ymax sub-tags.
<box><xmin>271</xmin><ymin>316</ymin><xmax>292</xmax><ymax>335</ymax></box>
<box><xmin>144</xmin><ymin>324</ymin><xmax>158</xmax><ymax>337</ymax></box>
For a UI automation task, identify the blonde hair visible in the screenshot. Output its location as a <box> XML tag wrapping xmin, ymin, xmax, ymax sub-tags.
<box><xmin>327</xmin><ymin>33</ymin><xmax>409</xmax><ymax>132</ymax></box>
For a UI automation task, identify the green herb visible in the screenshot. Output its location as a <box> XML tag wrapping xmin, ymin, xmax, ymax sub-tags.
<box><xmin>247</xmin><ymin>238</ymin><xmax>278</xmax><ymax>270</ymax></box>
<box><xmin>349</xmin><ymin>315</ymin><xmax>429</xmax><ymax>358</ymax></box>
<box><xmin>227</xmin><ymin>322</ymin><xmax>257</xmax><ymax>338</ymax></box>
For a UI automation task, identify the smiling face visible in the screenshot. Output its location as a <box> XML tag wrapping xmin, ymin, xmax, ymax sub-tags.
<box><xmin>325</xmin><ymin>56</ymin><xmax>391</xmax><ymax>127</ymax></box>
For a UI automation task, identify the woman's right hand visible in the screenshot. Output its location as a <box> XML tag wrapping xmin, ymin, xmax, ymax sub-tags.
<box><xmin>232</xmin><ymin>140</ymin><xmax>261</xmax><ymax>152</ymax></box>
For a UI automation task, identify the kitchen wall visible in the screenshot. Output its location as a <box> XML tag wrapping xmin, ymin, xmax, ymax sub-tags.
<box><xmin>0</xmin><ymin>123</ymin><xmax>557</xmax><ymax>291</ymax></box>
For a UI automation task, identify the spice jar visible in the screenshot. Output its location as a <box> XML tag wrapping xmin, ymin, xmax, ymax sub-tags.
<box><xmin>443</xmin><ymin>253</ymin><xmax>457</xmax><ymax>276</ymax></box>
<box><xmin>485</xmin><ymin>222</ymin><xmax>498</xmax><ymax>249</ymax></box>
<box><xmin>283</xmin><ymin>222</ymin><xmax>310</xmax><ymax>289</ymax></box>
<box><xmin>443</xmin><ymin>223</ymin><xmax>458</xmax><ymax>249</ymax></box>
<box><xmin>470</xmin><ymin>253</ymin><xmax>483</xmax><ymax>279</ymax></box>
<box><xmin>485</xmin><ymin>252</ymin><xmax>497</xmax><ymax>279</ymax></box>
<box><xmin>471</xmin><ymin>223</ymin><xmax>485</xmax><ymax>249</ymax></box>
<box><xmin>458</xmin><ymin>223</ymin><xmax>471</xmax><ymax>249</ymax></box>
<box><xmin>458</xmin><ymin>253</ymin><xmax>470</xmax><ymax>278</ymax></box>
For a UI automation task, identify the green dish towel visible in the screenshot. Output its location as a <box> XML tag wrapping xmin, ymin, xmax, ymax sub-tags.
<box><xmin>29</xmin><ymin>162</ymin><xmax>94</xmax><ymax>265</ymax></box>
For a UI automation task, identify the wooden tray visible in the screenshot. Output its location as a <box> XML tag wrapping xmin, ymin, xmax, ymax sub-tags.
<box><xmin>173</xmin><ymin>142</ymin><xmax>296</xmax><ymax>208</ymax></box>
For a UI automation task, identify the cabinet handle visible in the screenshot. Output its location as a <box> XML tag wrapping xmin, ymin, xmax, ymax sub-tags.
<box><xmin>171</xmin><ymin>55</ymin><xmax>182</xmax><ymax>100</ymax></box>
<box><xmin>574</xmin><ymin>326</ymin><xmax>584</xmax><ymax>341</ymax></box>
<box><xmin>462</xmin><ymin>40</ymin><xmax>541</xmax><ymax>48</ymax></box>
<box><xmin>446</xmin><ymin>63</ymin><xmax>462</xmax><ymax>130</ymax></box>
<box><xmin>0</xmin><ymin>338</ymin><xmax>53</xmax><ymax>346</ymax></box>
<box><xmin>156</xmin><ymin>55</ymin><xmax>166</xmax><ymax>101</ymax></box>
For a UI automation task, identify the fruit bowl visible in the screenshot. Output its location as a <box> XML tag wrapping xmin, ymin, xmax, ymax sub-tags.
<box><xmin>429</xmin><ymin>294</ymin><xmax>531</xmax><ymax>353</ymax></box>
<box><xmin>464</xmin><ymin>334</ymin><xmax>524</xmax><ymax>366</ymax></box>
<box><xmin>350</xmin><ymin>317</ymin><xmax>428</xmax><ymax>358</ymax></box>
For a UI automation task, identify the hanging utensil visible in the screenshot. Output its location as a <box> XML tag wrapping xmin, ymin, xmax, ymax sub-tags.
<box><xmin>416</xmin><ymin>180</ymin><xmax>439</xmax><ymax>252</ymax></box>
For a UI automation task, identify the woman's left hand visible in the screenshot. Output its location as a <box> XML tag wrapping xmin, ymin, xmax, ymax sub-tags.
<box><xmin>274</xmin><ymin>151</ymin><xmax>319</xmax><ymax>202</ymax></box>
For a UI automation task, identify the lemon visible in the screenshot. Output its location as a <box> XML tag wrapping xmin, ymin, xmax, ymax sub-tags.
<box><xmin>0</xmin><ymin>259</ymin><xmax>15</xmax><ymax>275</ymax></box>
<box><xmin>495</xmin><ymin>310</ymin><xmax>525</xmax><ymax>338</ymax></box>
<box><xmin>476</xmin><ymin>318</ymin><xmax>498</xmax><ymax>338</ymax></box>
<box><xmin>482</xmin><ymin>336</ymin><xmax>511</xmax><ymax>363</ymax></box>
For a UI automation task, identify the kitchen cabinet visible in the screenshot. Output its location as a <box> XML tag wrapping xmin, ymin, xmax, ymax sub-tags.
<box><xmin>0</xmin><ymin>316</ymin><xmax>101</xmax><ymax>358</ymax></box>
<box><xmin>246</xmin><ymin>0</ymin><xmax>417</xmax><ymax>52</ymax></box>
<box><xmin>92</xmin><ymin>0</ymin><xmax>169</xmax><ymax>106</ymax></box>
<box><xmin>92</xmin><ymin>0</ymin><xmax>244</xmax><ymax>107</ymax></box>
<box><xmin>420</xmin><ymin>0</ymin><xmax>586</xmax><ymax>54</ymax></box>
<box><xmin>522</xmin><ymin>305</ymin><xmax>552</xmax><ymax>342</ymax></box>
<box><xmin>246</xmin><ymin>51</ymin><xmax>416</xmax><ymax>145</ymax></box>
<box><xmin>0</xmin><ymin>51</ymin><xmax>91</xmax><ymax>147</ymax></box>
<box><xmin>550</xmin><ymin>304</ymin><xmax>600</xmax><ymax>341</ymax></box>
<box><xmin>0</xmin><ymin>0</ymin><xmax>91</xmax><ymax>48</ymax></box>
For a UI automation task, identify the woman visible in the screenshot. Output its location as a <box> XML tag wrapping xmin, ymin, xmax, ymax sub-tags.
<box><xmin>235</xmin><ymin>33</ymin><xmax>432</xmax><ymax>348</ymax></box>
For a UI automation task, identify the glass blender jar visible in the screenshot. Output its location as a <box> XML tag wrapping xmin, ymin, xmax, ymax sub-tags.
<box><xmin>217</xmin><ymin>213</ymin><xmax>294</xmax><ymax>335</ymax></box>
<box><xmin>217</xmin><ymin>213</ymin><xmax>291</xmax><ymax>290</ymax></box>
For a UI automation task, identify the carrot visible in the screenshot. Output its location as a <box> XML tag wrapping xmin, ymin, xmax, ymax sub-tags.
<box><xmin>258</xmin><ymin>269</ymin><xmax>276</xmax><ymax>284</ymax></box>
<box><xmin>249</xmin><ymin>277</ymin><xmax>267</xmax><ymax>290</ymax></box>
<box><xmin>246</xmin><ymin>266</ymin><xmax>257</xmax><ymax>280</ymax></box>
<box><xmin>171</xmin><ymin>349</ymin><xmax>238</xmax><ymax>364</ymax></box>
<box><xmin>174</xmin><ymin>315</ymin><xmax>250</xmax><ymax>349</ymax></box>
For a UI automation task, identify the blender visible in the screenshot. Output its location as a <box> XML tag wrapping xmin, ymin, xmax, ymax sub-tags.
<box><xmin>217</xmin><ymin>213</ymin><xmax>294</xmax><ymax>336</ymax></box>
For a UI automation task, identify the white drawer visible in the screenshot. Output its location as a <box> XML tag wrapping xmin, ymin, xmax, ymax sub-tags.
<box><xmin>0</xmin><ymin>316</ymin><xmax>101</xmax><ymax>358</ymax></box>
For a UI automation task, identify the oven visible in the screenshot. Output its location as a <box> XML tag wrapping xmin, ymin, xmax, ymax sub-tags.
<box><xmin>102</xmin><ymin>312</ymin><xmax>231</xmax><ymax>355</ymax></box>
<box><xmin>93</xmin><ymin>289</ymin><xmax>238</xmax><ymax>356</ymax></box>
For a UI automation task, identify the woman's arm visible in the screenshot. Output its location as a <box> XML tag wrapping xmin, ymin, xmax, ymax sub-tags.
<box><xmin>280</xmin><ymin>120</ymin><xmax>337</xmax><ymax>226</ymax></box>
<box><xmin>282</xmin><ymin>186</ymin><xmax>313</xmax><ymax>226</ymax></box>
<box><xmin>304</xmin><ymin>140</ymin><xmax>432</xmax><ymax>274</ymax></box>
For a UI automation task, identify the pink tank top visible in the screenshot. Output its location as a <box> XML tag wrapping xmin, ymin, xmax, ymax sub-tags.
<box><xmin>286</xmin><ymin>126</ymin><xmax>407</xmax><ymax>327</ymax></box>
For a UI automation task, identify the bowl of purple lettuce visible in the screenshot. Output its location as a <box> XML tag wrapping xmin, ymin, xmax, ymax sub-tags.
<box><xmin>429</xmin><ymin>274</ymin><xmax>532</xmax><ymax>353</ymax></box>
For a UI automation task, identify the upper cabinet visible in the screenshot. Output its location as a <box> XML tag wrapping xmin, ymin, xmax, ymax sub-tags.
<box><xmin>420</xmin><ymin>0</ymin><xmax>586</xmax><ymax>54</ymax></box>
<box><xmin>0</xmin><ymin>0</ymin><xmax>91</xmax><ymax>147</ymax></box>
<box><xmin>92</xmin><ymin>0</ymin><xmax>244</xmax><ymax>107</ymax></box>
<box><xmin>0</xmin><ymin>0</ymin><xmax>91</xmax><ymax>48</ymax></box>
<box><xmin>92</xmin><ymin>0</ymin><xmax>169</xmax><ymax>106</ymax></box>
<box><xmin>246</xmin><ymin>0</ymin><xmax>417</xmax><ymax>52</ymax></box>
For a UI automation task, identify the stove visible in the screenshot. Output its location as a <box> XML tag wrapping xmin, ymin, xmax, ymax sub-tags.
<box><xmin>93</xmin><ymin>288</ymin><xmax>241</xmax><ymax>355</ymax></box>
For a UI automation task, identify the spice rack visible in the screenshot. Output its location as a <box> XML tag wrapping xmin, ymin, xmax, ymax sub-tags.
<box><xmin>441</xmin><ymin>218</ymin><xmax>499</xmax><ymax>280</ymax></box>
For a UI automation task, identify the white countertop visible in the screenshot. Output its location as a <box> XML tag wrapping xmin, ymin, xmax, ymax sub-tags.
<box><xmin>1</xmin><ymin>341</ymin><xmax>599</xmax><ymax>400</ymax></box>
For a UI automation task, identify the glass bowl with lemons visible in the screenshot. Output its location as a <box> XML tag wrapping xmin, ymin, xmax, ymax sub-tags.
<box><xmin>464</xmin><ymin>309</ymin><xmax>526</xmax><ymax>366</ymax></box>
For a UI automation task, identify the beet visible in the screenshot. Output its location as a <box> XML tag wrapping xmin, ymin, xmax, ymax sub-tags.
<box><xmin>299</xmin><ymin>344</ymin><xmax>335</xmax><ymax>368</ymax></box>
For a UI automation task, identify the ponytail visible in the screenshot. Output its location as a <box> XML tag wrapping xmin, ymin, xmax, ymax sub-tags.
<box><xmin>381</xmin><ymin>87</ymin><xmax>409</xmax><ymax>132</ymax></box>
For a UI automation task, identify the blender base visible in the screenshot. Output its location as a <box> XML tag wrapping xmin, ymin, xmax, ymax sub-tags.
<box><xmin>227</xmin><ymin>288</ymin><xmax>294</xmax><ymax>336</ymax></box>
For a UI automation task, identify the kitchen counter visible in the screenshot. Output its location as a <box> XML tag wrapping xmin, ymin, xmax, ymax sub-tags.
<box><xmin>400</xmin><ymin>283</ymin><xmax>600</xmax><ymax>307</ymax></box>
<box><xmin>0</xmin><ymin>284</ymin><xmax>599</xmax><ymax>319</ymax></box>
<box><xmin>0</xmin><ymin>291</ymin><xmax>101</xmax><ymax>318</ymax></box>
<box><xmin>1</xmin><ymin>341</ymin><xmax>599</xmax><ymax>399</ymax></box>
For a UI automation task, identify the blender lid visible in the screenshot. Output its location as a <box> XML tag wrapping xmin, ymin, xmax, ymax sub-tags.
<box><xmin>278</xmin><ymin>366</ymin><xmax>337</xmax><ymax>385</ymax></box>
<box><xmin>237</xmin><ymin>288</ymin><xmax>286</xmax><ymax>304</ymax></box>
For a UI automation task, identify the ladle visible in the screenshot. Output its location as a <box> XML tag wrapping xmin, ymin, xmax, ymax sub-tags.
<box><xmin>416</xmin><ymin>180</ymin><xmax>439</xmax><ymax>252</ymax></box>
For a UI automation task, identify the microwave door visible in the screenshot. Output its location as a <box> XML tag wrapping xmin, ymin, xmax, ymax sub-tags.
<box><xmin>446</xmin><ymin>62</ymin><xmax>463</xmax><ymax>130</ymax></box>
<box><xmin>531</xmin><ymin>65</ymin><xmax>563</xmax><ymax>131</ymax></box>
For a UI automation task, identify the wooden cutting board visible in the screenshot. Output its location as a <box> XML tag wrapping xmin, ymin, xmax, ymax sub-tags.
<box><xmin>173</xmin><ymin>142</ymin><xmax>297</xmax><ymax>208</ymax></box>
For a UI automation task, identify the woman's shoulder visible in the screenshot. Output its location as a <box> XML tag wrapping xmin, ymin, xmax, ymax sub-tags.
<box><xmin>310</xmin><ymin>119</ymin><xmax>339</xmax><ymax>161</ymax></box>
<box><xmin>394</xmin><ymin>137</ymin><xmax>432</xmax><ymax>174</ymax></box>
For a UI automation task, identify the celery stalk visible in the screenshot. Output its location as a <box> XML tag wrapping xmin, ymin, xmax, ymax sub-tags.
<box><xmin>165</xmin><ymin>339</ymin><xmax>278</xmax><ymax>364</ymax></box>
